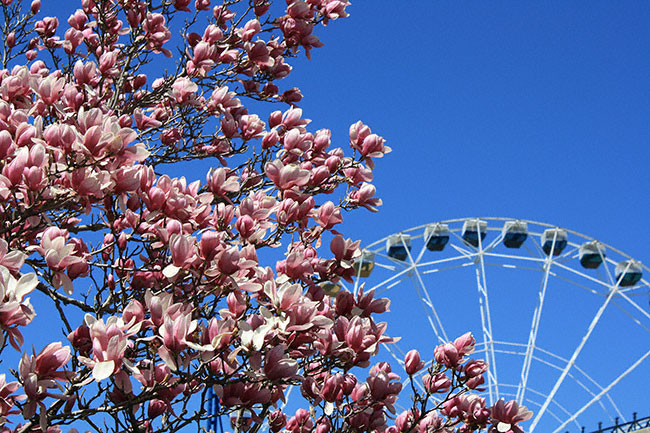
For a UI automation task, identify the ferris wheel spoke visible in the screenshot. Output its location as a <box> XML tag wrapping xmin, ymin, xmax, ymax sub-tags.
<box><xmin>414</xmin><ymin>231</ymin><xmax>429</xmax><ymax>264</ymax></box>
<box><xmin>614</xmin><ymin>291</ymin><xmax>650</xmax><ymax>333</ymax></box>
<box><xmin>551</xmin><ymin>261</ymin><xmax>616</xmax><ymax>294</ymax></box>
<box><xmin>527</xmin><ymin>234</ymin><xmax>547</xmax><ymax>258</ymax></box>
<box><xmin>365</xmin><ymin>265</ymin><xmax>412</xmax><ymax>294</ymax></box>
<box><xmin>600</xmin><ymin>254</ymin><xmax>617</xmax><ymax>286</ymax></box>
<box><xmin>449</xmin><ymin>230</ymin><xmax>478</xmax><ymax>257</ymax></box>
<box><xmin>449</xmin><ymin>244</ymin><xmax>478</xmax><ymax>262</ymax></box>
<box><xmin>516</xmin><ymin>251</ymin><xmax>554</xmax><ymax>405</ymax></box>
<box><xmin>402</xmin><ymin>236</ymin><xmax>449</xmax><ymax>344</ymax></box>
<box><xmin>483</xmin><ymin>251</ymin><xmax>547</xmax><ymax>265</ymax></box>
<box><xmin>423</xmin><ymin>262</ymin><xmax>475</xmax><ymax>275</ymax></box>
<box><xmin>550</xmin><ymin>347</ymin><xmax>650</xmax><ymax>433</ymax></box>
<box><xmin>474</xmin><ymin>233</ymin><xmax>499</xmax><ymax>405</ymax></box>
<box><xmin>552</xmin><ymin>245</ymin><xmax>579</xmax><ymax>264</ymax></box>
<box><xmin>529</xmin><ymin>276</ymin><xmax>623</xmax><ymax>432</ymax></box>
<box><xmin>482</xmin><ymin>229</ymin><xmax>505</xmax><ymax>253</ymax></box>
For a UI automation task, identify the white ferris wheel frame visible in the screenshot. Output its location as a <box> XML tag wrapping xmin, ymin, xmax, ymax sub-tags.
<box><xmin>339</xmin><ymin>217</ymin><xmax>650</xmax><ymax>433</ymax></box>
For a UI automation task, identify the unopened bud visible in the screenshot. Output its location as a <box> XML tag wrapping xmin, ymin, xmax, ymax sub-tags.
<box><xmin>404</xmin><ymin>349</ymin><xmax>425</xmax><ymax>375</ymax></box>
<box><xmin>30</xmin><ymin>0</ymin><xmax>40</xmax><ymax>14</ymax></box>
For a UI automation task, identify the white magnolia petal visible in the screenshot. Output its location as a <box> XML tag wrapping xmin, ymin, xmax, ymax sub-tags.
<box><xmin>92</xmin><ymin>360</ymin><xmax>115</xmax><ymax>381</ymax></box>
<box><xmin>162</xmin><ymin>264</ymin><xmax>180</xmax><ymax>279</ymax></box>
<box><xmin>497</xmin><ymin>422</ymin><xmax>512</xmax><ymax>433</ymax></box>
<box><xmin>15</xmin><ymin>273</ymin><xmax>38</xmax><ymax>299</ymax></box>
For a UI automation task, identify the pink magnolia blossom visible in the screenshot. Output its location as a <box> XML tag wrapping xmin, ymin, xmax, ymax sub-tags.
<box><xmin>265</xmin><ymin>160</ymin><xmax>310</xmax><ymax>190</ymax></box>
<box><xmin>38</xmin><ymin>227</ymin><xmax>88</xmax><ymax>294</ymax></box>
<box><xmin>143</xmin><ymin>13</ymin><xmax>172</xmax><ymax>55</ymax></box>
<box><xmin>238</xmin><ymin>19</ymin><xmax>261</xmax><ymax>41</ymax></box>
<box><xmin>286</xmin><ymin>408</ymin><xmax>313</xmax><ymax>433</ymax></box>
<box><xmin>443</xmin><ymin>394</ymin><xmax>490</xmax><ymax>425</ymax></box>
<box><xmin>348</xmin><ymin>182</ymin><xmax>382</xmax><ymax>212</ymax></box>
<box><xmin>157</xmin><ymin>303</ymin><xmax>202</xmax><ymax>369</ymax></box>
<box><xmin>0</xmin><ymin>374</ymin><xmax>22</xmax><ymax>425</ymax></box>
<box><xmin>455</xmin><ymin>331</ymin><xmax>476</xmax><ymax>356</ymax></box>
<box><xmin>395</xmin><ymin>409</ymin><xmax>419</xmax><ymax>432</ymax></box>
<box><xmin>67</xmin><ymin>9</ymin><xmax>87</xmax><ymax>29</ymax></box>
<box><xmin>239</xmin><ymin>114</ymin><xmax>266</xmax><ymax>140</ymax></box>
<box><xmin>434</xmin><ymin>342</ymin><xmax>461</xmax><ymax>369</ymax></box>
<box><xmin>312</xmin><ymin>201</ymin><xmax>342</xmax><ymax>229</ymax></box>
<box><xmin>489</xmin><ymin>399</ymin><xmax>533</xmax><ymax>433</ymax></box>
<box><xmin>464</xmin><ymin>358</ymin><xmax>488</xmax><ymax>389</ymax></box>
<box><xmin>171</xmin><ymin>77</ymin><xmax>199</xmax><ymax>105</ymax></box>
<box><xmin>0</xmin><ymin>240</ymin><xmax>25</xmax><ymax>274</ymax></box>
<box><xmin>80</xmin><ymin>314</ymin><xmax>140</xmax><ymax>381</ymax></box>
<box><xmin>263</xmin><ymin>344</ymin><xmax>300</xmax><ymax>381</ymax></box>
<box><xmin>0</xmin><ymin>266</ymin><xmax>38</xmax><ymax>350</ymax></box>
<box><xmin>404</xmin><ymin>349</ymin><xmax>425</xmax><ymax>375</ymax></box>
<box><xmin>37</xmin><ymin>75</ymin><xmax>65</xmax><ymax>105</ymax></box>
<box><xmin>19</xmin><ymin>342</ymin><xmax>72</xmax><ymax>427</ymax></box>
<box><xmin>423</xmin><ymin>372</ymin><xmax>451</xmax><ymax>394</ymax></box>
<box><xmin>163</xmin><ymin>234</ymin><xmax>199</xmax><ymax>278</ymax></box>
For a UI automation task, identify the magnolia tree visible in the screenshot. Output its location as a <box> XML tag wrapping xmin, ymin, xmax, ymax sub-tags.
<box><xmin>0</xmin><ymin>0</ymin><xmax>532</xmax><ymax>432</ymax></box>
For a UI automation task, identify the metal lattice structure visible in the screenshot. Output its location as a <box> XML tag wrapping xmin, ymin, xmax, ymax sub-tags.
<box><xmin>342</xmin><ymin>217</ymin><xmax>650</xmax><ymax>433</ymax></box>
<box><xmin>587</xmin><ymin>413</ymin><xmax>650</xmax><ymax>433</ymax></box>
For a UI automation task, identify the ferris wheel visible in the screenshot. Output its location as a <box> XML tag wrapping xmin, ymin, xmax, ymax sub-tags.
<box><xmin>342</xmin><ymin>217</ymin><xmax>650</xmax><ymax>433</ymax></box>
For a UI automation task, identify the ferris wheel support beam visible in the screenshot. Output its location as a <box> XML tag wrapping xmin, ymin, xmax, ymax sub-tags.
<box><xmin>517</xmin><ymin>231</ymin><xmax>559</xmax><ymax>404</ymax></box>
<box><xmin>550</xmin><ymin>346</ymin><xmax>650</xmax><ymax>433</ymax></box>
<box><xmin>474</xmin><ymin>232</ymin><xmax>499</xmax><ymax>405</ymax></box>
<box><xmin>618</xmin><ymin>290</ymin><xmax>650</xmax><ymax>324</ymax></box>
<box><xmin>529</xmin><ymin>262</ymin><xmax>631</xmax><ymax>433</ymax></box>
<box><xmin>402</xmin><ymin>234</ymin><xmax>449</xmax><ymax>344</ymax></box>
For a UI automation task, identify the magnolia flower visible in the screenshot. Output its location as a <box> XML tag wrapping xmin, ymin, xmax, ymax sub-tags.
<box><xmin>80</xmin><ymin>314</ymin><xmax>140</xmax><ymax>381</ymax></box>
<box><xmin>490</xmin><ymin>399</ymin><xmax>533</xmax><ymax>433</ymax></box>
<box><xmin>348</xmin><ymin>183</ymin><xmax>382</xmax><ymax>212</ymax></box>
<box><xmin>19</xmin><ymin>342</ymin><xmax>72</xmax><ymax>427</ymax></box>
<box><xmin>0</xmin><ymin>373</ymin><xmax>22</xmax><ymax>424</ymax></box>
<box><xmin>163</xmin><ymin>234</ymin><xmax>199</xmax><ymax>278</ymax></box>
<box><xmin>265</xmin><ymin>160</ymin><xmax>310</xmax><ymax>190</ymax></box>
<box><xmin>404</xmin><ymin>349</ymin><xmax>424</xmax><ymax>375</ymax></box>
<box><xmin>263</xmin><ymin>345</ymin><xmax>300</xmax><ymax>381</ymax></box>
<box><xmin>0</xmin><ymin>266</ymin><xmax>38</xmax><ymax>349</ymax></box>
<box><xmin>157</xmin><ymin>305</ymin><xmax>200</xmax><ymax>370</ymax></box>
<box><xmin>38</xmin><ymin>227</ymin><xmax>87</xmax><ymax>295</ymax></box>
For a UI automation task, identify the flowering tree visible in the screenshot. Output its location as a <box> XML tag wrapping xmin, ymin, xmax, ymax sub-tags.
<box><xmin>0</xmin><ymin>0</ymin><xmax>533</xmax><ymax>432</ymax></box>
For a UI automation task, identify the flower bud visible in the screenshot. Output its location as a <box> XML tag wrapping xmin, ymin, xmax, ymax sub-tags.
<box><xmin>268</xmin><ymin>410</ymin><xmax>286</xmax><ymax>433</ymax></box>
<box><xmin>30</xmin><ymin>0</ymin><xmax>40</xmax><ymax>14</ymax></box>
<box><xmin>404</xmin><ymin>349</ymin><xmax>424</xmax><ymax>375</ymax></box>
<box><xmin>423</xmin><ymin>372</ymin><xmax>451</xmax><ymax>394</ymax></box>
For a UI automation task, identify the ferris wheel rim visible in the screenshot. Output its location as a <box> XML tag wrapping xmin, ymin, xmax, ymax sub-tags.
<box><xmin>360</xmin><ymin>217</ymin><xmax>649</xmax><ymax>276</ymax></box>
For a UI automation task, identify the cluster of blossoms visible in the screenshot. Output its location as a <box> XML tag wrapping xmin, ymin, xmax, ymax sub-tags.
<box><xmin>0</xmin><ymin>0</ymin><xmax>532</xmax><ymax>432</ymax></box>
<box><xmin>393</xmin><ymin>334</ymin><xmax>532</xmax><ymax>433</ymax></box>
